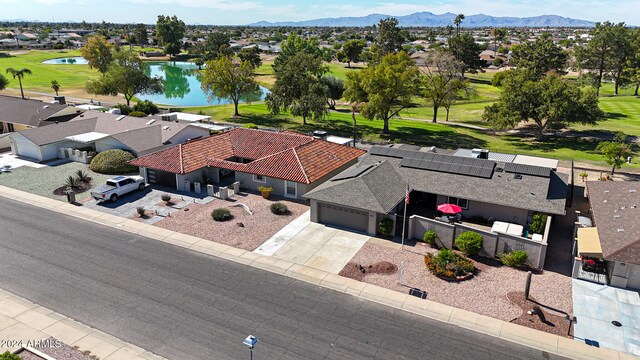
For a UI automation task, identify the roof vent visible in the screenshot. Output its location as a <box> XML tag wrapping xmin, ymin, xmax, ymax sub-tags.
<box><xmin>614</xmin><ymin>215</ymin><xmax>621</xmax><ymax>219</ymax></box>
<box><xmin>43</xmin><ymin>105</ymin><xmax>49</xmax><ymax>109</ymax></box>
<box><xmin>630</xmin><ymin>189</ymin><xmax>637</xmax><ymax>193</ymax></box>
<box><xmin>495</xmin><ymin>167</ymin><xmax>503</xmax><ymax>172</ymax></box>
<box><xmin>617</xmin><ymin>229</ymin><xmax>625</xmax><ymax>232</ymax></box>
<box><xmin>514</xmin><ymin>174</ymin><xmax>523</xmax><ymax>180</ymax></box>
<box><xmin>145</xmin><ymin>119</ymin><xmax>156</xmax><ymax>125</ymax></box>
<box><xmin>162</xmin><ymin>126</ymin><xmax>170</xmax><ymax>130</ymax></box>
<box><xmin>115</xmin><ymin>115</ymin><xmax>125</xmax><ymax>121</ymax></box>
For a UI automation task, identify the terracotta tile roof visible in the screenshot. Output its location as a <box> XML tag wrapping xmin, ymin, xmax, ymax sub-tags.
<box><xmin>129</xmin><ymin>128</ymin><xmax>365</xmax><ymax>184</ymax></box>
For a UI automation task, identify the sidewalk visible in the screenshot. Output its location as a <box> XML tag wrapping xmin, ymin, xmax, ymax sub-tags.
<box><xmin>0</xmin><ymin>184</ymin><xmax>634</xmax><ymax>360</ymax></box>
<box><xmin>0</xmin><ymin>288</ymin><xmax>165</xmax><ymax>360</ymax></box>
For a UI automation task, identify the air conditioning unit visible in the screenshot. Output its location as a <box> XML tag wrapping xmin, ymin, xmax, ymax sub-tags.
<box><xmin>313</xmin><ymin>130</ymin><xmax>328</xmax><ymax>139</ymax></box>
<box><xmin>160</xmin><ymin>114</ymin><xmax>178</xmax><ymax>122</ymax></box>
<box><xmin>472</xmin><ymin>148</ymin><xmax>490</xmax><ymax>159</ymax></box>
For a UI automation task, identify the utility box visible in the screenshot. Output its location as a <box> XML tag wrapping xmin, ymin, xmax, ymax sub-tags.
<box><xmin>66</xmin><ymin>190</ymin><xmax>76</xmax><ymax>203</ymax></box>
<box><xmin>184</xmin><ymin>180</ymin><xmax>191</xmax><ymax>192</ymax></box>
<box><xmin>194</xmin><ymin>182</ymin><xmax>201</xmax><ymax>194</ymax></box>
<box><xmin>207</xmin><ymin>184</ymin><xmax>215</xmax><ymax>196</ymax></box>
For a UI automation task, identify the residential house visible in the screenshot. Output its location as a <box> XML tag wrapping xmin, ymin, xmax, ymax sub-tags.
<box><xmin>129</xmin><ymin>128</ymin><xmax>365</xmax><ymax>199</ymax></box>
<box><xmin>0</xmin><ymin>95</ymin><xmax>81</xmax><ymax>134</ymax></box>
<box><xmin>574</xmin><ymin>181</ymin><xmax>640</xmax><ymax>290</ymax></box>
<box><xmin>10</xmin><ymin>111</ymin><xmax>210</xmax><ymax>162</ymax></box>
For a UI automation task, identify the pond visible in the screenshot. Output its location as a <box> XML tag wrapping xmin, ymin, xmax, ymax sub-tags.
<box><xmin>42</xmin><ymin>58</ymin><xmax>268</xmax><ymax>107</ymax></box>
<box><xmin>42</xmin><ymin>56</ymin><xmax>89</xmax><ymax>65</ymax></box>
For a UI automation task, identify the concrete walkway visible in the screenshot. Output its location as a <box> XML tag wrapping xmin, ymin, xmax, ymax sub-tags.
<box><xmin>0</xmin><ymin>184</ymin><xmax>633</xmax><ymax>360</ymax></box>
<box><xmin>254</xmin><ymin>210</ymin><xmax>310</xmax><ymax>256</ymax></box>
<box><xmin>0</xmin><ymin>288</ymin><xmax>165</xmax><ymax>360</ymax></box>
<box><xmin>572</xmin><ymin>279</ymin><xmax>640</xmax><ymax>356</ymax></box>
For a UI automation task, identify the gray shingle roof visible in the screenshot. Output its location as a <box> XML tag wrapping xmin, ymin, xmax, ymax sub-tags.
<box><xmin>0</xmin><ymin>95</ymin><xmax>75</xmax><ymax>127</ymax></box>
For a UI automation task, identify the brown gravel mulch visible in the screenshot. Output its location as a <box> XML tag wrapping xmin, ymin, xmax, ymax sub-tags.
<box><xmin>154</xmin><ymin>192</ymin><xmax>309</xmax><ymax>251</ymax></box>
<box><xmin>16</xmin><ymin>337</ymin><xmax>98</xmax><ymax>360</ymax></box>
<box><xmin>340</xmin><ymin>241</ymin><xmax>573</xmax><ymax>323</ymax></box>
<box><xmin>52</xmin><ymin>180</ymin><xmax>92</xmax><ymax>196</ymax></box>
<box><xmin>339</xmin><ymin>261</ymin><xmax>398</xmax><ymax>281</ymax></box>
<box><xmin>507</xmin><ymin>292</ymin><xmax>572</xmax><ymax>337</ymax></box>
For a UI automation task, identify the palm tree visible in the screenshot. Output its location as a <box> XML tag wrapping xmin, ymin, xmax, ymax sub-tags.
<box><xmin>51</xmin><ymin>80</ymin><xmax>60</xmax><ymax>96</ymax></box>
<box><xmin>491</xmin><ymin>28</ymin><xmax>506</xmax><ymax>56</ymax></box>
<box><xmin>5</xmin><ymin>67</ymin><xmax>32</xmax><ymax>99</ymax></box>
<box><xmin>454</xmin><ymin>14</ymin><xmax>465</xmax><ymax>36</ymax></box>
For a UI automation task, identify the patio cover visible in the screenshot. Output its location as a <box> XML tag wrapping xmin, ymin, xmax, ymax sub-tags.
<box><xmin>65</xmin><ymin>132</ymin><xmax>109</xmax><ymax>143</ymax></box>
<box><xmin>577</xmin><ymin>227</ymin><xmax>603</xmax><ymax>257</ymax></box>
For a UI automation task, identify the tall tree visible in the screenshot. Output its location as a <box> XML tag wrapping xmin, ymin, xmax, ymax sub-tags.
<box><xmin>79</xmin><ymin>35</ymin><xmax>113</xmax><ymax>73</ymax></box>
<box><xmin>321</xmin><ymin>76</ymin><xmax>344</xmax><ymax>110</ymax></box>
<box><xmin>483</xmin><ymin>70</ymin><xmax>605</xmax><ymax>140</ymax></box>
<box><xmin>204</xmin><ymin>32</ymin><xmax>231</xmax><ymax>60</ymax></box>
<box><xmin>238</xmin><ymin>47</ymin><xmax>262</xmax><ymax>68</ymax></box>
<box><xmin>454</xmin><ymin>14</ymin><xmax>465</xmax><ymax>36</ymax></box>
<box><xmin>375</xmin><ymin>18</ymin><xmax>405</xmax><ymax>58</ymax></box>
<box><xmin>419</xmin><ymin>52</ymin><xmax>472</xmax><ymax>123</ymax></box>
<box><xmin>156</xmin><ymin>15</ymin><xmax>186</xmax><ymax>58</ymax></box>
<box><xmin>490</xmin><ymin>28</ymin><xmax>506</xmax><ymax>56</ymax></box>
<box><xmin>266</xmin><ymin>52</ymin><xmax>328</xmax><ymax>125</ymax></box>
<box><xmin>606</xmin><ymin>25</ymin><xmax>633</xmax><ymax>95</ymax></box>
<box><xmin>134</xmin><ymin>23</ymin><xmax>148</xmax><ymax>45</ymax></box>
<box><xmin>597</xmin><ymin>132</ymin><xmax>631</xmax><ymax>176</ymax></box>
<box><xmin>447</xmin><ymin>33</ymin><xmax>483</xmax><ymax>76</ymax></box>
<box><xmin>0</xmin><ymin>73</ymin><xmax>8</xmax><ymax>91</ymax></box>
<box><xmin>5</xmin><ymin>67</ymin><xmax>31</xmax><ymax>99</ymax></box>
<box><xmin>575</xmin><ymin>21</ymin><xmax>626</xmax><ymax>96</ymax></box>
<box><xmin>625</xmin><ymin>28</ymin><xmax>640</xmax><ymax>96</ymax></box>
<box><xmin>86</xmin><ymin>51</ymin><xmax>163</xmax><ymax>107</ymax></box>
<box><xmin>200</xmin><ymin>56</ymin><xmax>259</xmax><ymax>117</ymax></box>
<box><xmin>338</xmin><ymin>39</ymin><xmax>365</xmax><ymax>68</ymax></box>
<box><xmin>511</xmin><ymin>33</ymin><xmax>568</xmax><ymax>77</ymax></box>
<box><xmin>50</xmin><ymin>80</ymin><xmax>60</xmax><ymax>96</ymax></box>
<box><xmin>344</xmin><ymin>52</ymin><xmax>419</xmax><ymax>134</ymax></box>
<box><xmin>272</xmin><ymin>33</ymin><xmax>321</xmax><ymax>73</ymax></box>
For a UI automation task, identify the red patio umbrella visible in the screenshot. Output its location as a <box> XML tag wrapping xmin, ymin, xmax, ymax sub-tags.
<box><xmin>437</xmin><ymin>203</ymin><xmax>463</xmax><ymax>214</ymax></box>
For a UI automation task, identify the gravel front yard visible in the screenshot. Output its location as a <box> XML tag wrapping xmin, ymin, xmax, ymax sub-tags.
<box><xmin>0</xmin><ymin>161</ymin><xmax>113</xmax><ymax>201</ymax></box>
<box><xmin>155</xmin><ymin>192</ymin><xmax>309</xmax><ymax>250</ymax></box>
<box><xmin>340</xmin><ymin>241</ymin><xmax>573</xmax><ymax>324</ymax></box>
<box><xmin>15</xmin><ymin>337</ymin><xmax>97</xmax><ymax>360</ymax></box>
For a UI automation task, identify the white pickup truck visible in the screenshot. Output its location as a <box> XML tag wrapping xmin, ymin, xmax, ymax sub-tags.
<box><xmin>91</xmin><ymin>175</ymin><xmax>146</xmax><ymax>202</ymax></box>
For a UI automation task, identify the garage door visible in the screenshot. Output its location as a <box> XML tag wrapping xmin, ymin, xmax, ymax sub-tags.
<box><xmin>318</xmin><ymin>202</ymin><xmax>368</xmax><ymax>233</ymax></box>
<box><xmin>13</xmin><ymin>138</ymin><xmax>41</xmax><ymax>160</ymax></box>
<box><xmin>627</xmin><ymin>264</ymin><xmax>640</xmax><ymax>290</ymax></box>
<box><xmin>147</xmin><ymin>169</ymin><xmax>177</xmax><ymax>188</ymax></box>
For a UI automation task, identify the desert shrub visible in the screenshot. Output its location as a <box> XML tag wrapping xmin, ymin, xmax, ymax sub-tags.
<box><xmin>65</xmin><ymin>175</ymin><xmax>79</xmax><ymax>189</ymax></box>
<box><xmin>127</xmin><ymin>111</ymin><xmax>147</xmax><ymax>117</ymax></box>
<box><xmin>161</xmin><ymin>194</ymin><xmax>171</xmax><ymax>203</ymax></box>
<box><xmin>0</xmin><ymin>351</ymin><xmax>22</xmax><ymax>360</ymax></box>
<box><xmin>211</xmin><ymin>208</ymin><xmax>232</xmax><ymax>221</ymax></box>
<box><xmin>378</xmin><ymin>218</ymin><xmax>394</xmax><ymax>236</ymax></box>
<box><xmin>114</xmin><ymin>104</ymin><xmax>131</xmax><ymax>115</ymax></box>
<box><xmin>243</xmin><ymin>123</ymin><xmax>258</xmax><ymax>129</ymax></box>
<box><xmin>136</xmin><ymin>207</ymin><xmax>145</xmax><ymax>217</ymax></box>
<box><xmin>423</xmin><ymin>230</ymin><xmax>438</xmax><ymax>245</ymax></box>
<box><xmin>499</xmin><ymin>250</ymin><xmax>529</xmax><ymax>268</ymax></box>
<box><xmin>530</xmin><ymin>213</ymin><xmax>547</xmax><ymax>234</ymax></box>
<box><xmin>75</xmin><ymin>170</ymin><xmax>89</xmax><ymax>182</ymax></box>
<box><xmin>90</xmin><ymin>149</ymin><xmax>138</xmax><ymax>174</ymax></box>
<box><xmin>132</xmin><ymin>100</ymin><xmax>160</xmax><ymax>115</ymax></box>
<box><xmin>270</xmin><ymin>202</ymin><xmax>288</xmax><ymax>215</ymax></box>
<box><xmin>455</xmin><ymin>231</ymin><xmax>484</xmax><ymax>256</ymax></box>
<box><xmin>424</xmin><ymin>249</ymin><xmax>474</xmax><ymax>279</ymax></box>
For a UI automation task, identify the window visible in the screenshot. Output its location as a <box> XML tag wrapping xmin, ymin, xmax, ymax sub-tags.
<box><xmin>448</xmin><ymin>197</ymin><xmax>469</xmax><ymax>210</ymax></box>
<box><xmin>253</xmin><ymin>174</ymin><xmax>266</xmax><ymax>183</ymax></box>
<box><xmin>285</xmin><ymin>181</ymin><xmax>297</xmax><ymax>198</ymax></box>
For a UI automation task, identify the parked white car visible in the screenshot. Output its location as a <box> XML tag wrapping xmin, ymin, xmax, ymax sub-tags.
<box><xmin>91</xmin><ymin>175</ymin><xmax>145</xmax><ymax>202</ymax></box>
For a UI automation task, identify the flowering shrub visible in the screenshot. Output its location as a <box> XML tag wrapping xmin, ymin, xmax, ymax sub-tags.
<box><xmin>424</xmin><ymin>249</ymin><xmax>474</xmax><ymax>280</ymax></box>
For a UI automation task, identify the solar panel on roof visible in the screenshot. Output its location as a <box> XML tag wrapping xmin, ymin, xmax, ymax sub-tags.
<box><xmin>413</xmin><ymin>152</ymin><xmax>427</xmax><ymax>160</ymax></box>
<box><xmin>469</xmin><ymin>167</ymin><xmax>482</xmax><ymax>176</ymax></box>
<box><xmin>480</xmin><ymin>168</ymin><xmax>494</xmax><ymax>178</ymax></box>
<box><xmin>331</xmin><ymin>164</ymin><xmax>374</xmax><ymax>181</ymax></box>
<box><xmin>504</xmin><ymin>162</ymin><xmax>551</xmax><ymax>177</ymax></box>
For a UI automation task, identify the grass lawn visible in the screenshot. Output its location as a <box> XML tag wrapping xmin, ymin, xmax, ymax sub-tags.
<box><xmin>0</xmin><ymin>50</ymin><xmax>100</xmax><ymax>92</ymax></box>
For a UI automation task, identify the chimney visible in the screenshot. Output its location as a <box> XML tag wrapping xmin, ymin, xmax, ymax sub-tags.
<box><xmin>53</xmin><ymin>96</ymin><xmax>66</xmax><ymax>105</ymax></box>
<box><xmin>312</xmin><ymin>130</ymin><xmax>328</xmax><ymax>139</ymax></box>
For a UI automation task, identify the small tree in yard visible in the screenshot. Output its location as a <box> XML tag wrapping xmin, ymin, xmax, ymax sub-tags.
<box><xmin>597</xmin><ymin>132</ymin><xmax>632</xmax><ymax>176</ymax></box>
<box><xmin>75</xmin><ymin>170</ymin><xmax>89</xmax><ymax>182</ymax></box>
<box><xmin>64</xmin><ymin>175</ymin><xmax>79</xmax><ymax>190</ymax></box>
<box><xmin>211</xmin><ymin>208</ymin><xmax>232</xmax><ymax>221</ymax></box>
<box><xmin>455</xmin><ymin>231</ymin><xmax>484</xmax><ymax>256</ymax></box>
<box><xmin>530</xmin><ymin>213</ymin><xmax>548</xmax><ymax>234</ymax></box>
<box><xmin>51</xmin><ymin>80</ymin><xmax>61</xmax><ymax>96</ymax></box>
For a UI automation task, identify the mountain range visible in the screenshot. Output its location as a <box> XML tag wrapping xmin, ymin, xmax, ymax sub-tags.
<box><xmin>249</xmin><ymin>12</ymin><xmax>596</xmax><ymax>28</ymax></box>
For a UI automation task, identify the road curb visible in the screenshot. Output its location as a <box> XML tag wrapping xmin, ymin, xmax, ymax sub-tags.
<box><xmin>0</xmin><ymin>185</ymin><xmax>631</xmax><ymax>360</ymax></box>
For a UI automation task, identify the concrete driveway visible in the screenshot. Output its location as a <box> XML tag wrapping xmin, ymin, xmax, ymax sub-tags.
<box><xmin>572</xmin><ymin>279</ymin><xmax>640</xmax><ymax>356</ymax></box>
<box><xmin>255</xmin><ymin>215</ymin><xmax>370</xmax><ymax>273</ymax></box>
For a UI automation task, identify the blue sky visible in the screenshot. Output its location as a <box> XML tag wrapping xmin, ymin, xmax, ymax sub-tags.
<box><xmin>0</xmin><ymin>0</ymin><xmax>636</xmax><ymax>25</ymax></box>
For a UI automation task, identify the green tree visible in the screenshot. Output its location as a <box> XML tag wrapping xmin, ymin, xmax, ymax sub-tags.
<box><xmin>266</xmin><ymin>52</ymin><xmax>328</xmax><ymax>125</ymax></box>
<box><xmin>5</xmin><ymin>67</ymin><xmax>32</xmax><ymax>99</ymax></box>
<box><xmin>0</xmin><ymin>351</ymin><xmax>21</xmax><ymax>360</ymax></box>
<box><xmin>321</xmin><ymin>76</ymin><xmax>344</xmax><ymax>110</ymax></box>
<box><xmin>606</xmin><ymin>25</ymin><xmax>633</xmax><ymax>95</ymax></box>
<box><xmin>238</xmin><ymin>47</ymin><xmax>262</xmax><ymax>68</ymax></box>
<box><xmin>134</xmin><ymin>23</ymin><xmax>148</xmax><ymax>45</ymax></box>
<box><xmin>420</xmin><ymin>52</ymin><xmax>473</xmax><ymax>123</ymax></box>
<box><xmin>344</xmin><ymin>52</ymin><xmax>419</xmax><ymax>134</ymax></box>
<box><xmin>272</xmin><ymin>33</ymin><xmax>321</xmax><ymax>73</ymax></box>
<box><xmin>597</xmin><ymin>132</ymin><xmax>632</xmax><ymax>176</ymax></box>
<box><xmin>86</xmin><ymin>51</ymin><xmax>163</xmax><ymax>107</ymax></box>
<box><xmin>490</xmin><ymin>28</ymin><xmax>506</xmax><ymax>56</ymax></box>
<box><xmin>156</xmin><ymin>15</ymin><xmax>186</xmax><ymax>58</ymax></box>
<box><xmin>204</xmin><ymin>32</ymin><xmax>231</xmax><ymax>60</ymax></box>
<box><xmin>448</xmin><ymin>33</ymin><xmax>483</xmax><ymax>76</ymax></box>
<box><xmin>375</xmin><ymin>18</ymin><xmax>405</xmax><ymax>59</ymax></box>
<box><xmin>51</xmin><ymin>79</ymin><xmax>60</xmax><ymax>96</ymax></box>
<box><xmin>338</xmin><ymin>39</ymin><xmax>365</xmax><ymax>68</ymax></box>
<box><xmin>483</xmin><ymin>70</ymin><xmax>605</xmax><ymax>140</ymax></box>
<box><xmin>0</xmin><ymin>73</ymin><xmax>8</xmax><ymax>91</ymax></box>
<box><xmin>575</xmin><ymin>21</ymin><xmax>627</xmax><ymax>96</ymax></box>
<box><xmin>511</xmin><ymin>33</ymin><xmax>567</xmax><ymax>77</ymax></box>
<box><xmin>79</xmin><ymin>35</ymin><xmax>113</xmax><ymax>73</ymax></box>
<box><xmin>454</xmin><ymin>14</ymin><xmax>465</xmax><ymax>36</ymax></box>
<box><xmin>201</xmin><ymin>56</ymin><xmax>259</xmax><ymax>117</ymax></box>
<box><xmin>626</xmin><ymin>28</ymin><xmax>640</xmax><ymax>96</ymax></box>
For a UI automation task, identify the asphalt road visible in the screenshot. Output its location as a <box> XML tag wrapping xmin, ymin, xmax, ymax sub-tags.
<box><xmin>0</xmin><ymin>198</ymin><xmax>568</xmax><ymax>360</ymax></box>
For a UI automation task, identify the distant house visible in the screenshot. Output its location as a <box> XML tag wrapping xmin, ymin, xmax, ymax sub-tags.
<box><xmin>129</xmin><ymin>128</ymin><xmax>365</xmax><ymax>199</ymax></box>
<box><xmin>16</xmin><ymin>33</ymin><xmax>37</xmax><ymax>41</ymax></box>
<box><xmin>10</xmin><ymin>111</ymin><xmax>209</xmax><ymax>162</ymax></box>
<box><xmin>573</xmin><ymin>181</ymin><xmax>640</xmax><ymax>290</ymax></box>
<box><xmin>0</xmin><ymin>95</ymin><xmax>81</xmax><ymax>134</ymax></box>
